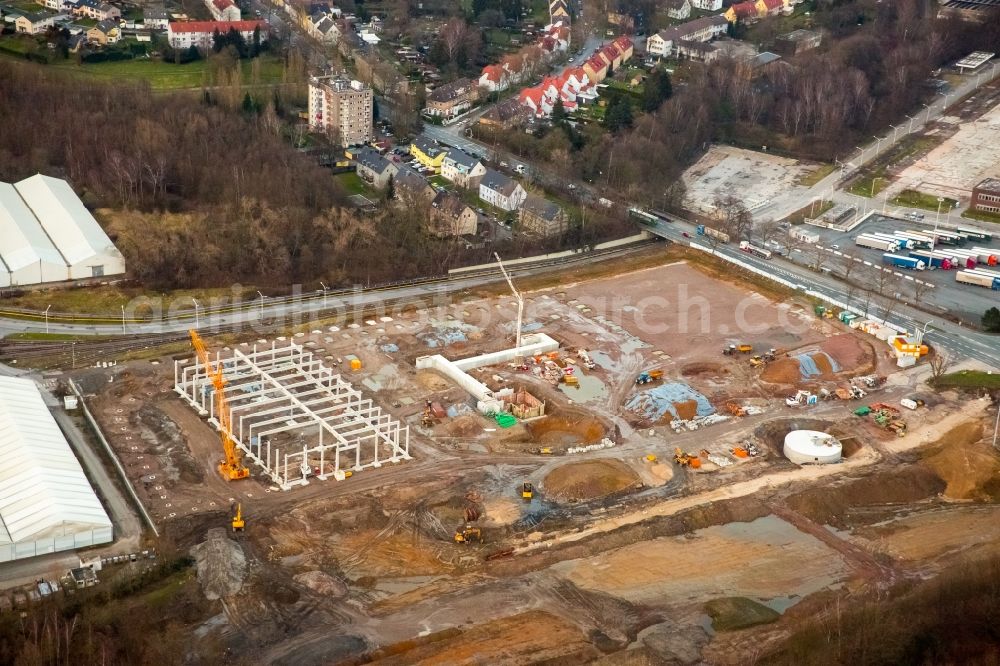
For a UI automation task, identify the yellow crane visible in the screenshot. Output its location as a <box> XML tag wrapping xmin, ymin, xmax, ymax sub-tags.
<box><xmin>189</xmin><ymin>330</ymin><xmax>250</xmax><ymax>481</ymax></box>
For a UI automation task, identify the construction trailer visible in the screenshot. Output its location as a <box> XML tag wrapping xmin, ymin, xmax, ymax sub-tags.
<box><xmin>175</xmin><ymin>340</ymin><xmax>411</xmax><ymax>490</ymax></box>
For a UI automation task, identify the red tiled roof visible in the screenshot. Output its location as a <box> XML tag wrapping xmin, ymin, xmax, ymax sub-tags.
<box><xmin>212</xmin><ymin>0</ymin><xmax>235</xmax><ymax>11</ymax></box>
<box><xmin>584</xmin><ymin>53</ymin><xmax>607</xmax><ymax>71</ymax></box>
<box><xmin>760</xmin><ymin>0</ymin><xmax>783</xmax><ymax>8</ymax></box>
<box><xmin>481</xmin><ymin>64</ymin><xmax>503</xmax><ymax>82</ymax></box>
<box><xmin>168</xmin><ymin>19</ymin><xmax>267</xmax><ymax>33</ymax></box>
<box><xmin>612</xmin><ymin>35</ymin><xmax>632</xmax><ymax>52</ymax></box>
<box><xmin>732</xmin><ymin>1</ymin><xmax>757</xmax><ymax>17</ymax></box>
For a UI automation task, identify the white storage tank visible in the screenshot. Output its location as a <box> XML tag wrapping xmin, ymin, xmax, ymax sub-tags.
<box><xmin>783</xmin><ymin>430</ymin><xmax>842</xmax><ymax>465</ymax></box>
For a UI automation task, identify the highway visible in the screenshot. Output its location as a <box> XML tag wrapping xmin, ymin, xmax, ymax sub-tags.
<box><xmin>641</xmin><ymin>215</ymin><xmax>1000</xmax><ymax>369</ymax></box>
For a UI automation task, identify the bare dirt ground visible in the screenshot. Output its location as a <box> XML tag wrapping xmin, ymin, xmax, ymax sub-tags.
<box><xmin>543</xmin><ymin>459</ymin><xmax>641</xmax><ymax>501</ymax></box>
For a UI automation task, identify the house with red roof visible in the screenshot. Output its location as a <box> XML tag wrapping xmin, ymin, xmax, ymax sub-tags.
<box><xmin>724</xmin><ymin>0</ymin><xmax>759</xmax><ymax>22</ymax></box>
<box><xmin>167</xmin><ymin>20</ymin><xmax>268</xmax><ymax>48</ymax></box>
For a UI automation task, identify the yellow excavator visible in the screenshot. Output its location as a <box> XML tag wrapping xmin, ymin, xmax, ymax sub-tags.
<box><xmin>454</xmin><ymin>525</ymin><xmax>482</xmax><ymax>544</ymax></box>
<box><xmin>189</xmin><ymin>330</ymin><xmax>250</xmax><ymax>481</ymax></box>
<box><xmin>231</xmin><ymin>502</ymin><xmax>245</xmax><ymax>532</ymax></box>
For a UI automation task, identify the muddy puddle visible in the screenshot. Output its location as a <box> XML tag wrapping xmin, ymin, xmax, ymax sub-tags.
<box><xmin>558</xmin><ymin>374</ymin><xmax>607</xmax><ymax>403</ymax></box>
<box><xmin>526</xmin><ymin>414</ymin><xmax>607</xmax><ymax>447</ymax></box>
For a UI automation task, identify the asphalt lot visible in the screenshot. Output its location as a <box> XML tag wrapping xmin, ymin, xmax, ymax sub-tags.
<box><xmin>792</xmin><ymin>213</ymin><xmax>1000</xmax><ymax>322</ymax></box>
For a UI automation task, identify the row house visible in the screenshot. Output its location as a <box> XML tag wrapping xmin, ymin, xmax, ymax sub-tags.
<box><xmin>478</xmin><ymin>20</ymin><xmax>570</xmax><ymax>92</ymax></box>
<box><xmin>72</xmin><ymin>0</ymin><xmax>120</xmax><ymax>21</ymax></box>
<box><xmin>167</xmin><ymin>19</ymin><xmax>268</xmax><ymax>49</ymax></box>
<box><xmin>354</xmin><ymin>147</ymin><xmax>398</xmax><ymax>189</ymax></box>
<box><xmin>206</xmin><ymin>0</ymin><xmax>241</xmax><ymax>22</ymax></box>
<box><xmin>724</xmin><ymin>0</ymin><xmax>791</xmax><ymax>23</ymax></box>
<box><xmin>518</xmin><ymin>66</ymin><xmax>595</xmax><ymax>118</ymax></box>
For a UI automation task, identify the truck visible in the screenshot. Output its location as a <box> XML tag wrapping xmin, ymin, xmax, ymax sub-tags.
<box><xmin>739</xmin><ymin>240</ymin><xmax>772</xmax><ymax>259</ymax></box>
<box><xmin>956</xmin><ymin>271</ymin><xmax>1000</xmax><ymax>289</ymax></box>
<box><xmin>947</xmin><ymin>251</ymin><xmax>979</xmax><ymax>269</ymax></box>
<box><xmin>909</xmin><ymin>250</ymin><xmax>950</xmax><ymax>269</ymax></box>
<box><xmin>696</xmin><ymin>225</ymin><xmax>730</xmax><ymax>243</ymax></box>
<box><xmin>970</xmin><ymin>248</ymin><xmax>1000</xmax><ymax>266</ymax></box>
<box><xmin>855</xmin><ymin>234</ymin><xmax>899</xmax><ymax>252</ymax></box>
<box><xmin>873</xmin><ymin>233</ymin><xmax>911</xmax><ymax>249</ymax></box>
<box><xmin>882</xmin><ymin>253</ymin><xmax>925</xmax><ymax>270</ymax></box>
<box><xmin>958</xmin><ymin>227</ymin><xmax>992</xmax><ymax>242</ymax></box>
<box><xmin>930</xmin><ymin>250</ymin><xmax>960</xmax><ymax>268</ymax></box>
<box><xmin>893</xmin><ymin>232</ymin><xmax>933</xmax><ymax>250</ymax></box>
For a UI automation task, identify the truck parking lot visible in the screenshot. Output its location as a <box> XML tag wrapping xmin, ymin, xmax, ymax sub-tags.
<box><xmin>782</xmin><ymin>213</ymin><xmax>1000</xmax><ymax>322</ymax></box>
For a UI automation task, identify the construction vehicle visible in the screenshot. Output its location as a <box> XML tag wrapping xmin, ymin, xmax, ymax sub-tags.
<box><xmin>635</xmin><ymin>370</ymin><xmax>664</xmax><ymax>384</ymax></box>
<box><xmin>725</xmin><ymin>401</ymin><xmax>746</xmax><ymax>417</ymax></box>
<box><xmin>835</xmin><ymin>388</ymin><xmax>852</xmax><ymax>400</ymax></box>
<box><xmin>749</xmin><ymin>356</ymin><xmax>764</xmax><ymax>368</ymax></box>
<box><xmin>645</xmin><ymin>454</ymin><xmax>658</xmax><ymax>463</ymax></box>
<box><xmin>785</xmin><ymin>390</ymin><xmax>813</xmax><ymax>407</ymax></box>
<box><xmin>562</xmin><ymin>374</ymin><xmax>580</xmax><ymax>387</ymax></box>
<box><xmin>723</xmin><ymin>344</ymin><xmax>753</xmax><ymax>356</ymax></box>
<box><xmin>421</xmin><ymin>400</ymin><xmax>438</xmax><ymax>428</ymax></box>
<box><xmin>673</xmin><ymin>447</ymin><xmax>701</xmax><ymax>468</ymax></box>
<box><xmin>454</xmin><ymin>525</ymin><xmax>482</xmax><ymax>544</ymax></box>
<box><xmin>189</xmin><ymin>330</ymin><xmax>250</xmax><ymax>481</ymax></box>
<box><xmin>763</xmin><ymin>348</ymin><xmax>777</xmax><ymax>361</ymax></box>
<box><xmin>521</xmin><ymin>481</ymin><xmax>533</xmax><ymax>500</ymax></box>
<box><xmin>231</xmin><ymin>503</ymin><xmax>245</xmax><ymax>532</ymax></box>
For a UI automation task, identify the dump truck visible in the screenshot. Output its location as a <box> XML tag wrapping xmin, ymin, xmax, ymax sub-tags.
<box><xmin>636</xmin><ymin>370</ymin><xmax>664</xmax><ymax>384</ymax></box>
<box><xmin>521</xmin><ymin>482</ymin><xmax>533</xmax><ymax>500</ymax></box>
<box><xmin>673</xmin><ymin>447</ymin><xmax>701</xmax><ymax>468</ymax></box>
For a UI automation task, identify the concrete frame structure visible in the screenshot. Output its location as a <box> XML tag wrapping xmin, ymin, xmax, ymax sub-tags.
<box><xmin>175</xmin><ymin>340</ymin><xmax>410</xmax><ymax>490</ymax></box>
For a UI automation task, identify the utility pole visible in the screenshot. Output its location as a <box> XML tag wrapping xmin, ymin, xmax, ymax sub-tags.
<box><xmin>320</xmin><ymin>282</ymin><xmax>328</xmax><ymax>308</ymax></box>
<box><xmin>192</xmin><ymin>298</ymin><xmax>200</xmax><ymax>329</ymax></box>
<box><xmin>45</xmin><ymin>304</ymin><xmax>51</xmax><ymax>335</ymax></box>
<box><xmin>257</xmin><ymin>291</ymin><xmax>265</xmax><ymax>320</ymax></box>
<box><xmin>121</xmin><ymin>305</ymin><xmax>126</xmax><ymax>335</ymax></box>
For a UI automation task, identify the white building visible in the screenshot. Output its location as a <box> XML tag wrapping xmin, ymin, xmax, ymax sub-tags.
<box><xmin>479</xmin><ymin>170</ymin><xmax>527</xmax><ymax>211</ymax></box>
<box><xmin>205</xmin><ymin>0</ymin><xmax>240</xmax><ymax>21</ymax></box>
<box><xmin>0</xmin><ymin>376</ymin><xmax>114</xmax><ymax>563</ymax></box>
<box><xmin>167</xmin><ymin>19</ymin><xmax>267</xmax><ymax>49</ymax></box>
<box><xmin>690</xmin><ymin>0</ymin><xmax>723</xmax><ymax>9</ymax></box>
<box><xmin>0</xmin><ymin>175</ymin><xmax>126</xmax><ymax>286</ymax></box>
<box><xmin>441</xmin><ymin>149</ymin><xmax>487</xmax><ymax>189</ymax></box>
<box><xmin>646</xmin><ymin>15</ymin><xmax>728</xmax><ymax>59</ymax></box>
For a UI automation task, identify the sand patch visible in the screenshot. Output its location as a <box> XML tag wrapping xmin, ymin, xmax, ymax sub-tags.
<box><xmin>543</xmin><ymin>459</ymin><xmax>641</xmax><ymax>501</ymax></box>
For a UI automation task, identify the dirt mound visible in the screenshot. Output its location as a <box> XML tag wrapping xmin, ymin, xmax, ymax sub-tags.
<box><xmin>190</xmin><ymin>527</ymin><xmax>246</xmax><ymax>600</ymax></box>
<box><xmin>543</xmin><ymin>459</ymin><xmax>640</xmax><ymax>501</ymax></box>
<box><xmin>681</xmin><ymin>362</ymin><xmax>729</xmax><ymax>378</ymax></box>
<box><xmin>821</xmin><ymin>333</ymin><xmax>870</xmax><ymax>370</ymax></box>
<box><xmin>922</xmin><ymin>420</ymin><xmax>994</xmax><ymax>500</ymax></box>
<box><xmin>673</xmin><ymin>399</ymin><xmax>698</xmax><ymax>421</ymax></box>
<box><xmin>527</xmin><ymin>414</ymin><xmax>606</xmax><ymax>446</ymax></box>
<box><xmin>812</xmin><ymin>352</ymin><xmax>833</xmax><ymax>374</ymax></box>
<box><xmin>447</xmin><ymin>414</ymin><xmax>482</xmax><ymax>437</ymax></box>
<box><xmin>760</xmin><ymin>358</ymin><xmax>801</xmax><ymax>384</ymax></box>
<box><xmin>786</xmin><ymin>467</ymin><xmax>946</xmax><ymax>529</ymax></box>
<box><xmin>416</xmin><ymin>371</ymin><xmax>450</xmax><ymax>391</ymax></box>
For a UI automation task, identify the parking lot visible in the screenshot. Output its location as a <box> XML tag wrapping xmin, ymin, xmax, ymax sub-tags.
<box><xmin>782</xmin><ymin>213</ymin><xmax>1000</xmax><ymax>323</ymax></box>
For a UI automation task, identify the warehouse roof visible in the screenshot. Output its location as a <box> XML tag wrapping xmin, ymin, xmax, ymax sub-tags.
<box><xmin>0</xmin><ymin>376</ymin><xmax>112</xmax><ymax>546</ymax></box>
<box><xmin>14</xmin><ymin>174</ymin><xmax>122</xmax><ymax>267</ymax></box>
<box><xmin>0</xmin><ymin>182</ymin><xmax>66</xmax><ymax>274</ymax></box>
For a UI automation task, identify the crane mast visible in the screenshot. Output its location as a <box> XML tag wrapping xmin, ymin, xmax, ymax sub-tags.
<box><xmin>189</xmin><ymin>330</ymin><xmax>250</xmax><ymax>481</ymax></box>
<box><xmin>494</xmin><ymin>253</ymin><xmax>524</xmax><ymax>355</ymax></box>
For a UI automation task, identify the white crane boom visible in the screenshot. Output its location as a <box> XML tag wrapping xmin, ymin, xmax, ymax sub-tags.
<box><xmin>494</xmin><ymin>252</ymin><xmax>523</xmax><ymax>354</ymax></box>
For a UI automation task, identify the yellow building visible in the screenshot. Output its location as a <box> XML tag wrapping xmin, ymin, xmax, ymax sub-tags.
<box><xmin>409</xmin><ymin>135</ymin><xmax>447</xmax><ymax>173</ymax></box>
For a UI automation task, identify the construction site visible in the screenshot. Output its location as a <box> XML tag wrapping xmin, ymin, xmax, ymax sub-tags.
<box><xmin>3</xmin><ymin>249</ymin><xmax>999</xmax><ymax>664</ymax></box>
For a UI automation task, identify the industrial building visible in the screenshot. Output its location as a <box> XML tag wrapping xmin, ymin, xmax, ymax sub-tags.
<box><xmin>971</xmin><ymin>177</ymin><xmax>1000</xmax><ymax>215</ymax></box>
<box><xmin>0</xmin><ymin>174</ymin><xmax>126</xmax><ymax>287</ymax></box>
<box><xmin>0</xmin><ymin>376</ymin><xmax>113</xmax><ymax>563</ymax></box>
<box><xmin>175</xmin><ymin>340</ymin><xmax>411</xmax><ymax>490</ymax></box>
<box><xmin>308</xmin><ymin>75</ymin><xmax>373</xmax><ymax>147</ymax></box>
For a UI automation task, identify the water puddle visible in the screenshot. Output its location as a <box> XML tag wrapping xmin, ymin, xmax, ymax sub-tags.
<box><xmin>557</xmin><ymin>374</ymin><xmax>608</xmax><ymax>403</ymax></box>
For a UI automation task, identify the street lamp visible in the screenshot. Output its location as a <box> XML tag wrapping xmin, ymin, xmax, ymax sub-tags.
<box><xmin>257</xmin><ymin>291</ymin><xmax>265</xmax><ymax>320</ymax></box>
<box><xmin>320</xmin><ymin>281</ymin><xmax>328</xmax><ymax>308</ymax></box>
<box><xmin>45</xmin><ymin>304</ymin><xmax>51</xmax><ymax>335</ymax></box>
<box><xmin>935</xmin><ymin>196</ymin><xmax>944</xmax><ymax>236</ymax></box>
<box><xmin>923</xmin><ymin>103</ymin><xmax>931</xmax><ymax>124</ymax></box>
<box><xmin>192</xmin><ymin>298</ymin><xmax>200</xmax><ymax>329</ymax></box>
<box><xmin>872</xmin><ymin>135</ymin><xmax>883</xmax><ymax>155</ymax></box>
<box><xmin>907</xmin><ymin>114</ymin><xmax>915</xmax><ymax>133</ymax></box>
<box><xmin>121</xmin><ymin>305</ymin><xmax>126</xmax><ymax>335</ymax></box>
<box><xmin>891</xmin><ymin>124</ymin><xmax>901</xmax><ymax>142</ymax></box>
<box><xmin>871</xmin><ymin>176</ymin><xmax>882</xmax><ymax>198</ymax></box>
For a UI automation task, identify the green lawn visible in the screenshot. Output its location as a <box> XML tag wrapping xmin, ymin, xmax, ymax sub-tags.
<box><xmin>933</xmin><ymin>371</ymin><xmax>1000</xmax><ymax>390</ymax></box>
<box><xmin>891</xmin><ymin>189</ymin><xmax>959</xmax><ymax>213</ymax></box>
<box><xmin>848</xmin><ymin>172</ymin><xmax>889</xmax><ymax>198</ymax></box>
<box><xmin>42</xmin><ymin>54</ymin><xmax>287</xmax><ymax>91</ymax></box>
<box><xmin>783</xmin><ymin>200</ymin><xmax>833</xmax><ymax>225</ymax></box>
<box><xmin>796</xmin><ymin>163</ymin><xmax>836</xmax><ymax>187</ymax></box>
<box><xmin>0</xmin><ymin>35</ymin><xmax>36</xmax><ymax>55</ymax></box>
<box><xmin>334</xmin><ymin>171</ymin><xmax>377</xmax><ymax>197</ymax></box>
<box><xmin>962</xmin><ymin>208</ymin><xmax>1000</xmax><ymax>225</ymax></box>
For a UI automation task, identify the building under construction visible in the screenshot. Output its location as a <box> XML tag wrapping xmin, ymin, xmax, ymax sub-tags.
<box><xmin>174</xmin><ymin>340</ymin><xmax>410</xmax><ymax>490</ymax></box>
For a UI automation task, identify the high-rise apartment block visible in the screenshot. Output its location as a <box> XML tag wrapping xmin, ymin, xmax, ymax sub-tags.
<box><xmin>308</xmin><ymin>75</ymin><xmax>373</xmax><ymax>147</ymax></box>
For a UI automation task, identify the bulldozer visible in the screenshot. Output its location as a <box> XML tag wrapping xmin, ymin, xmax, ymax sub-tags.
<box><xmin>231</xmin><ymin>503</ymin><xmax>245</xmax><ymax>533</ymax></box>
<box><xmin>749</xmin><ymin>355</ymin><xmax>765</xmax><ymax>368</ymax></box>
<box><xmin>673</xmin><ymin>447</ymin><xmax>701</xmax><ymax>468</ymax></box>
<box><xmin>454</xmin><ymin>525</ymin><xmax>482</xmax><ymax>544</ymax></box>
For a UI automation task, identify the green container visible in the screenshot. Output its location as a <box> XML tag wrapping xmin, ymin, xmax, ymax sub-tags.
<box><xmin>853</xmin><ymin>406</ymin><xmax>871</xmax><ymax>416</ymax></box>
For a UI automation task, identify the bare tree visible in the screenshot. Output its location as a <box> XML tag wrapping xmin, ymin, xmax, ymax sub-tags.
<box><xmin>929</xmin><ymin>349</ymin><xmax>951</xmax><ymax>381</ymax></box>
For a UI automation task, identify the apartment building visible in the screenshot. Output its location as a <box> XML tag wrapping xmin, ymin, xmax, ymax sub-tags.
<box><xmin>167</xmin><ymin>20</ymin><xmax>268</xmax><ymax>48</ymax></box>
<box><xmin>307</xmin><ymin>75</ymin><xmax>373</xmax><ymax>147</ymax></box>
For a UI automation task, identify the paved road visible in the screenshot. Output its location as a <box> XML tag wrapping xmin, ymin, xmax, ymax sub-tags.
<box><xmin>760</xmin><ymin>62</ymin><xmax>1000</xmax><ymax>222</ymax></box>
<box><xmin>642</xmin><ymin>216</ymin><xmax>1000</xmax><ymax>369</ymax></box>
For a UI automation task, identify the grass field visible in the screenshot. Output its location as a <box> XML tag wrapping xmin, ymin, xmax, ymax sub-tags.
<box><xmin>933</xmin><ymin>371</ymin><xmax>1000</xmax><ymax>390</ymax></box>
<box><xmin>962</xmin><ymin>208</ymin><xmax>1000</xmax><ymax>225</ymax></box>
<box><xmin>1</xmin><ymin>284</ymin><xmax>261</xmax><ymax>315</ymax></box>
<box><xmin>847</xmin><ymin>171</ymin><xmax>889</xmax><ymax>197</ymax></box>
<box><xmin>891</xmin><ymin>189</ymin><xmax>959</xmax><ymax>213</ymax></box>
<box><xmin>796</xmin><ymin>163</ymin><xmax>836</xmax><ymax>187</ymax></box>
<box><xmin>334</xmin><ymin>171</ymin><xmax>377</xmax><ymax>197</ymax></box>
<box><xmin>784</xmin><ymin>200</ymin><xmax>834</xmax><ymax>225</ymax></box>
<box><xmin>3</xmin><ymin>53</ymin><xmax>289</xmax><ymax>91</ymax></box>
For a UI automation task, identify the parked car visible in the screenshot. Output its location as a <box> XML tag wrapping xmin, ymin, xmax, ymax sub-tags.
<box><xmin>514</xmin><ymin>164</ymin><xmax>526</xmax><ymax>174</ymax></box>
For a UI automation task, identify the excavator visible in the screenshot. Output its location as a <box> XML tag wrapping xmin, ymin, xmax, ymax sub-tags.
<box><xmin>454</xmin><ymin>525</ymin><xmax>482</xmax><ymax>544</ymax></box>
<box><xmin>189</xmin><ymin>330</ymin><xmax>250</xmax><ymax>481</ymax></box>
<box><xmin>231</xmin><ymin>502</ymin><xmax>245</xmax><ymax>532</ymax></box>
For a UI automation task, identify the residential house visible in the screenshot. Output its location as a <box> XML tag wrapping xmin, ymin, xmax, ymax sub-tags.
<box><xmin>15</xmin><ymin>12</ymin><xmax>55</xmax><ymax>33</ymax></box>
<box><xmin>409</xmin><ymin>135</ymin><xmax>447</xmax><ymax>173</ymax></box>
<box><xmin>205</xmin><ymin>0</ymin><xmax>241</xmax><ymax>21</ymax></box>
<box><xmin>519</xmin><ymin>193</ymin><xmax>569</xmax><ymax>237</ymax></box>
<box><xmin>143</xmin><ymin>7</ymin><xmax>169</xmax><ymax>30</ymax></box>
<box><xmin>36</xmin><ymin>0</ymin><xmax>69</xmax><ymax>11</ymax></box>
<box><xmin>353</xmin><ymin>147</ymin><xmax>398</xmax><ymax>189</ymax></box>
<box><xmin>971</xmin><ymin>177</ymin><xmax>1000</xmax><ymax>215</ymax></box>
<box><xmin>478</xmin><ymin>97</ymin><xmax>532</xmax><ymax>129</ymax></box>
<box><xmin>393</xmin><ymin>167</ymin><xmax>436</xmax><ymax>204</ymax></box>
<box><xmin>582</xmin><ymin>52</ymin><xmax>610</xmax><ymax>82</ymax></box>
<box><xmin>429</xmin><ymin>192</ymin><xmax>478</xmax><ymax>237</ymax></box>
<box><xmin>479</xmin><ymin>170</ymin><xmax>527</xmax><ymax>211</ymax></box>
<box><xmin>724</xmin><ymin>1</ymin><xmax>759</xmax><ymax>22</ymax></box>
<box><xmin>72</xmin><ymin>0</ymin><xmax>120</xmax><ymax>21</ymax></box>
<box><xmin>690</xmin><ymin>0</ymin><xmax>722</xmax><ymax>9</ymax></box>
<box><xmin>477</xmin><ymin>18</ymin><xmax>569</xmax><ymax>92</ymax></box>
<box><xmin>309</xmin><ymin>12</ymin><xmax>340</xmax><ymax>42</ymax></box>
<box><xmin>773</xmin><ymin>28</ymin><xmax>821</xmax><ymax>56</ymax></box>
<box><xmin>518</xmin><ymin>65</ymin><xmax>596</xmax><ymax>118</ymax></box>
<box><xmin>755</xmin><ymin>0</ymin><xmax>790</xmax><ymax>17</ymax></box>
<box><xmin>368</xmin><ymin>15</ymin><xmax>382</xmax><ymax>32</ymax></box>
<box><xmin>645</xmin><ymin>15</ymin><xmax>727</xmax><ymax>58</ymax></box>
<box><xmin>166</xmin><ymin>19</ymin><xmax>268</xmax><ymax>49</ymax></box>
<box><xmin>441</xmin><ymin>149</ymin><xmax>487</xmax><ymax>189</ymax></box>
<box><xmin>612</xmin><ymin>34</ymin><xmax>633</xmax><ymax>61</ymax></box>
<box><xmin>665</xmin><ymin>0</ymin><xmax>691</xmax><ymax>21</ymax></box>
<box><xmin>425</xmin><ymin>78</ymin><xmax>478</xmax><ymax>119</ymax></box>
<box><xmin>675</xmin><ymin>39</ymin><xmax>718</xmax><ymax>62</ymax></box>
<box><xmin>549</xmin><ymin>0</ymin><xmax>569</xmax><ymax>21</ymax></box>
<box><xmin>87</xmin><ymin>18</ymin><xmax>120</xmax><ymax>44</ymax></box>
